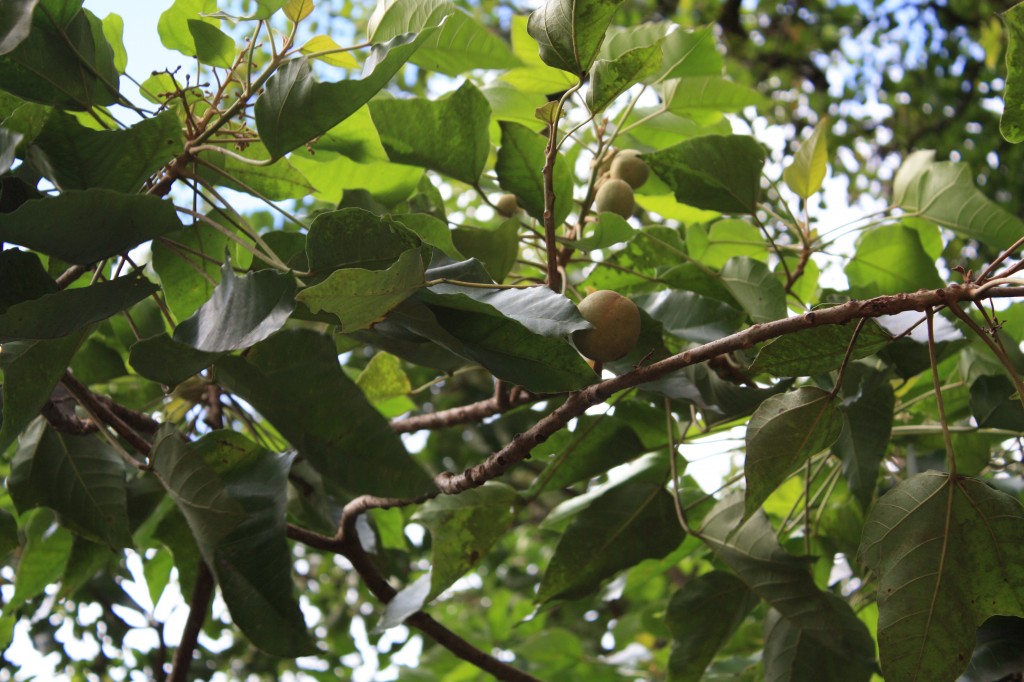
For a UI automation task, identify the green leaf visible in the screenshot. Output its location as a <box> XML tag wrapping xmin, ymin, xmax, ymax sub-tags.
<box><xmin>969</xmin><ymin>374</ymin><xmax>1024</xmax><ymax>430</ymax></box>
<box><xmin>421</xmin><ymin>281</ymin><xmax>590</xmax><ymax>338</ymax></box>
<box><xmin>305</xmin><ymin>208</ymin><xmax>421</xmax><ymax>274</ymax></box>
<box><xmin>392</xmin><ymin>213</ymin><xmax>462</xmax><ymax>260</ymax></box>
<box><xmin>450</xmin><ymin>220</ymin><xmax>520</xmax><ymax>283</ymax></box>
<box><xmin>128</xmin><ymin>334</ymin><xmax>221</xmax><ymax>388</ymax></box>
<box><xmin>5</xmin><ymin>509</ymin><xmax>72</xmax><ymax>613</ymax></box>
<box><xmin>750</xmin><ymin>319</ymin><xmax>893</xmax><ymax>377</ymax></box>
<box><xmin>744</xmin><ymin>387</ymin><xmax>844</xmax><ymax>516</ymax></box>
<box><xmin>570</xmin><ymin>212</ymin><xmax>634</xmax><ymax>250</ymax></box>
<box><xmin>495</xmin><ymin>121</ymin><xmax>574</xmax><ymax>224</ymax></box>
<box><xmin>527</xmin><ymin>0</ymin><xmax>625</xmax><ymax>76</ymax></box>
<box><xmin>763</xmin><ymin>606</ymin><xmax>878</xmax><ymax>682</ymax></box>
<box><xmin>0</xmin><ymin>190</ymin><xmax>183</xmax><ymax>265</ymax></box>
<box><xmin>187</xmin><ymin>19</ymin><xmax>234</xmax><ymax>68</ymax></box>
<box><xmin>536</xmin><ymin>480</ymin><xmax>684</xmax><ymax>603</ymax></box>
<box><xmin>32</xmin><ymin>110</ymin><xmax>184</xmax><ymax>193</ymax></box>
<box><xmin>173</xmin><ymin>260</ymin><xmax>296</xmax><ymax>352</ymax></box>
<box><xmin>635</xmin><ymin>289</ymin><xmax>745</xmax><ymax>344</ymax></box>
<box><xmin>197</xmin><ymin>142</ymin><xmax>316</xmax><ymax>201</ymax></box>
<box><xmin>368</xmin><ymin>81</ymin><xmax>490</xmax><ymax>184</ymax></box>
<box><xmin>100</xmin><ymin>12</ymin><xmax>126</xmax><ymax>72</ymax></box>
<box><xmin>1001</xmin><ymin>3</ymin><xmax>1024</xmax><ymax>142</ymax></box>
<box><xmin>844</xmin><ymin>224</ymin><xmax>944</xmax><ymax>298</ymax></box>
<box><xmin>214</xmin><ymin>329</ymin><xmax>433</xmax><ymax>498</ymax></box>
<box><xmin>720</xmin><ymin>256</ymin><xmax>787</xmax><ymax>324</ymax></box>
<box><xmin>962</xmin><ymin>617</ymin><xmax>1024</xmax><ymax>682</ymax></box>
<box><xmin>663</xmin><ymin>76</ymin><xmax>766</xmax><ymax>117</ymax></box>
<box><xmin>9</xmin><ymin>419</ymin><xmax>131</xmax><ymax>547</ymax></box>
<box><xmin>390</xmin><ymin>299</ymin><xmax>596</xmax><ymax>393</ymax></box>
<box><xmin>355</xmin><ymin>351</ymin><xmax>411</xmax><ymax>402</ymax></box>
<box><xmin>644</xmin><ymin>135</ymin><xmax>765</xmax><ymax>214</ymax></box>
<box><xmin>613</xmin><ymin>25</ymin><xmax>721</xmax><ymax>82</ymax></box>
<box><xmin>896</xmin><ymin>159</ymin><xmax>1023</xmax><ymax>250</ymax></box>
<box><xmin>832</xmin><ymin>366</ymin><xmax>895</xmax><ymax>507</ymax></box>
<box><xmin>502</xmin><ymin>14</ymin><xmax>577</xmax><ymax>94</ymax></box>
<box><xmin>530</xmin><ymin>414</ymin><xmax>648</xmax><ymax>494</ymax></box>
<box><xmin>783</xmin><ymin>116</ymin><xmax>830</xmax><ymax>198</ymax></box>
<box><xmin>255</xmin><ymin>27</ymin><xmax>440</xmax><ymax>159</ymax></box>
<box><xmin>151</xmin><ymin>224</ymin><xmax>229</xmax><ymax>322</ymax></box>
<box><xmin>0</xmin><ymin>275</ymin><xmax>157</xmax><ymax>340</ymax></box>
<box><xmin>686</xmin><ymin>219</ymin><xmax>766</xmax><ymax>269</ymax></box>
<box><xmin>0</xmin><ymin>329</ymin><xmax>88</xmax><ymax>454</ymax></box>
<box><xmin>667</xmin><ymin>571</ymin><xmax>757</xmax><ymax>682</ymax></box>
<box><xmin>0</xmin><ymin>509</ymin><xmax>17</xmax><ymax>558</ymax></box>
<box><xmin>586</xmin><ymin>42</ymin><xmax>663</xmax><ymax>113</ymax></box>
<box><xmin>296</xmin><ymin>248</ymin><xmax>425</xmax><ymax>331</ymax></box>
<box><xmin>701</xmin><ymin>494</ymin><xmax>876</xmax><ymax>676</ymax></box>
<box><xmin>0</xmin><ymin>3</ymin><xmax>118</xmax><ymax>109</ymax></box>
<box><xmin>858</xmin><ymin>472</ymin><xmax>1024</xmax><ymax>682</ymax></box>
<box><xmin>368</xmin><ymin>0</ymin><xmax>518</xmax><ymax>76</ymax></box>
<box><xmin>151</xmin><ymin>428</ymin><xmax>315</xmax><ymax>656</ymax></box>
<box><xmin>0</xmin><ymin>248</ymin><xmax>56</xmax><ymax>312</ymax></box>
<box><xmin>413</xmin><ymin>483</ymin><xmax>519</xmax><ymax>601</ymax></box>
<box><xmin>157</xmin><ymin>0</ymin><xmax>216</xmax><ymax>57</ymax></box>
<box><xmin>0</xmin><ymin>0</ymin><xmax>37</xmax><ymax>55</ymax></box>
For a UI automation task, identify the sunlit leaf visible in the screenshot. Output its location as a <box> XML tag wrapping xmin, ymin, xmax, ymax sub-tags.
<box><xmin>784</xmin><ymin>116</ymin><xmax>830</xmax><ymax>198</ymax></box>
<box><xmin>495</xmin><ymin>121</ymin><xmax>573</xmax><ymax>224</ymax></box>
<box><xmin>527</xmin><ymin>0</ymin><xmax>625</xmax><ymax>76</ymax></box>
<box><xmin>644</xmin><ymin>135</ymin><xmax>765</xmax><ymax>214</ymax></box>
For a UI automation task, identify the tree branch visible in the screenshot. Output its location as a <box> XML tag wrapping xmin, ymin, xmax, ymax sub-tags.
<box><xmin>61</xmin><ymin>371</ymin><xmax>153</xmax><ymax>463</ymax></box>
<box><xmin>168</xmin><ymin>561</ymin><xmax>214</xmax><ymax>682</ymax></box>
<box><xmin>390</xmin><ymin>390</ymin><xmax>542</xmax><ymax>434</ymax></box>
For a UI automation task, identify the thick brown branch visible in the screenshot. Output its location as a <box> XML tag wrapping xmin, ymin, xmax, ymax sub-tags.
<box><xmin>168</xmin><ymin>561</ymin><xmax>214</xmax><ymax>682</ymax></box>
<box><xmin>390</xmin><ymin>391</ymin><xmax>541</xmax><ymax>434</ymax></box>
<box><xmin>433</xmin><ymin>284</ymin><xmax>1023</xmax><ymax>494</ymax></box>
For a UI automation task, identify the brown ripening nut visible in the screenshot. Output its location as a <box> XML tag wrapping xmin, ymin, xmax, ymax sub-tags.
<box><xmin>594</xmin><ymin>178</ymin><xmax>635</xmax><ymax>219</ymax></box>
<box><xmin>571</xmin><ymin>290</ymin><xmax>642</xmax><ymax>362</ymax></box>
<box><xmin>610</xmin><ymin>149</ymin><xmax>649</xmax><ymax>189</ymax></box>
<box><xmin>495</xmin><ymin>193</ymin><xmax>519</xmax><ymax>217</ymax></box>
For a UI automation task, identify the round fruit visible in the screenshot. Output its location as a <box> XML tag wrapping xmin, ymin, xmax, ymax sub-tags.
<box><xmin>571</xmin><ymin>290</ymin><xmax>642</xmax><ymax>362</ymax></box>
<box><xmin>495</xmin><ymin>193</ymin><xmax>519</xmax><ymax>217</ymax></box>
<box><xmin>594</xmin><ymin>178</ymin><xmax>635</xmax><ymax>219</ymax></box>
<box><xmin>610</xmin><ymin>149</ymin><xmax>649</xmax><ymax>189</ymax></box>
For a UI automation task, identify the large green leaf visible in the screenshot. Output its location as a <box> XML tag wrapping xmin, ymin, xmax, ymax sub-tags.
<box><xmin>586</xmin><ymin>42</ymin><xmax>663</xmax><ymax>113</ymax></box>
<box><xmin>844</xmin><ymin>223</ymin><xmax>944</xmax><ymax>298</ymax></box>
<box><xmin>832</xmin><ymin>365</ymin><xmax>895</xmax><ymax>507</ymax></box>
<box><xmin>0</xmin><ymin>275</ymin><xmax>156</xmax><ymax>341</ymax></box>
<box><xmin>686</xmin><ymin>219</ymin><xmax>766</xmax><ymax>269</ymax></box>
<box><xmin>495</xmin><ymin>121</ymin><xmax>574</xmax><ymax>224</ymax></box>
<box><xmin>187</xmin><ymin>19</ymin><xmax>234</xmax><ymax>68</ymax></box>
<box><xmin>744</xmin><ymin>387</ymin><xmax>844</xmax><ymax>516</ymax></box>
<box><xmin>173</xmin><ymin>260</ymin><xmax>296</xmax><ymax>352</ymax></box>
<box><xmin>197</xmin><ymin>142</ymin><xmax>315</xmax><ymax>201</ymax></box>
<box><xmin>644</xmin><ymin>135</ymin><xmax>765</xmax><ymax>214</ymax></box>
<box><xmin>296</xmin><ymin>248</ymin><xmax>425</xmax><ymax>331</ymax></box>
<box><xmin>0</xmin><ymin>248</ymin><xmax>55</xmax><ymax>313</ymax></box>
<box><xmin>368</xmin><ymin>81</ymin><xmax>490</xmax><ymax>184</ymax></box>
<box><xmin>858</xmin><ymin>472</ymin><xmax>1024</xmax><ymax>682</ymax></box>
<box><xmin>896</xmin><ymin>159</ymin><xmax>1023</xmax><ymax>250</ymax></box>
<box><xmin>701</xmin><ymin>494</ymin><xmax>876</xmax><ymax>678</ymax></box>
<box><xmin>536</xmin><ymin>480</ymin><xmax>684</xmax><ymax>603</ymax></box>
<box><xmin>1002</xmin><ymin>2</ymin><xmax>1024</xmax><ymax>143</ymax></box>
<box><xmin>4</xmin><ymin>509</ymin><xmax>72</xmax><ymax>614</ymax></box>
<box><xmin>720</xmin><ymin>257</ymin><xmax>787</xmax><ymax>324</ymax></box>
<box><xmin>368</xmin><ymin>0</ymin><xmax>518</xmax><ymax>75</ymax></box>
<box><xmin>255</xmin><ymin>27</ymin><xmax>440</xmax><ymax>158</ymax></box>
<box><xmin>635</xmin><ymin>289</ymin><xmax>744</xmax><ymax>344</ymax></box>
<box><xmin>529</xmin><ymin>414</ymin><xmax>648</xmax><ymax>494</ymax></box>
<box><xmin>667</xmin><ymin>571</ymin><xmax>757</xmax><ymax>682</ymax></box>
<box><xmin>9</xmin><ymin>419</ymin><xmax>131</xmax><ymax>547</ymax></box>
<box><xmin>151</xmin><ymin>224</ymin><xmax>229</xmax><ymax>322</ymax></box>
<box><xmin>305</xmin><ymin>207</ymin><xmax>421</xmax><ymax>275</ymax></box>
<box><xmin>421</xmin><ymin>281</ymin><xmax>590</xmax><ymax>337</ymax></box>
<box><xmin>151</xmin><ymin>428</ymin><xmax>315</xmax><ymax>656</ymax></box>
<box><xmin>157</xmin><ymin>0</ymin><xmax>217</xmax><ymax>57</ymax></box>
<box><xmin>750</xmin><ymin>319</ymin><xmax>892</xmax><ymax>377</ymax></box>
<box><xmin>31</xmin><ymin>110</ymin><xmax>183</xmax><ymax>193</ymax></box>
<box><xmin>527</xmin><ymin>0</ymin><xmax>625</xmax><ymax>76</ymax></box>
<box><xmin>450</xmin><ymin>220</ymin><xmax>520</xmax><ymax>283</ymax></box>
<box><xmin>389</xmin><ymin>299</ymin><xmax>596</xmax><ymax>393</ymax></box>
<box><xmin>763</xmin><ymin>605</ymin><xmax>878</xmax><ymax>682</ymax></box>
<box><xmin>0</xmin><ymin>190</ymin><xmax>182</xmax><ymax>265</ymax></box>
<box><xmin>663</xmin><ymin>76</ymin><xmax>766</xmax><ymax>117</ymax></box>
<box><xmin>128</xmin><ymin>334</ymin><xmax>221</xmax><ymax>388</ymax></box>
<box><xmin>0</xmin><ymin>2</ymin><xmax>118</xmax><ymax>109</ymax></box>
<box><xmin>601</xmin><ymin>24</ymin><xmax>722</xmax><ymax>82</ymax></box>
<box><xmin>0</xmin><ymin>328</ymin><xmax>88</xmax><ymax>454</ymax></box>
<box><xmin>214</xmin><ymin>329</ymin><xmax>432</xmax><ymax>498</ymax></box>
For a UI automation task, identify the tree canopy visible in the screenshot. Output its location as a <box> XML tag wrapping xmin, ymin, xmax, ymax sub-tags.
<box><xmin>1</xmin><ymin>0</ymin><xmax>1024</xmax><ymax>680</ymax></box>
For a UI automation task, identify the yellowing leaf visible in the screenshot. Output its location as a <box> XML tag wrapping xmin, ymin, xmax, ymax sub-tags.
<box><xmin>300</xmin><ymin>35</ymin><xmax>358</xmax><ymax>68</ymax></box>
<box><xmin>783</xmin><ymin>115</ymin><xmax>830</xmax><ymax>199</ymax></box>
<box><xmin>284</xmin><ymin>0</ymin><xmax>314</xmax><ymax>22</ymax></box>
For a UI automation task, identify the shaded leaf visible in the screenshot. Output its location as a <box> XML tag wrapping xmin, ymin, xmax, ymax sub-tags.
<box><xmin>173</xmin><ymin>260</ymin><xmax>296</xmax><ymax>352</ymax></box>
<box><xmin>530</xmin><ymin>414</ymin><xmax>648</xmax><ymax>494</ymax></box>
<box><xmin>255</xmin><ymin>27</ymin><xmax>440</xmax><ymax>158</ymax></box>
<box><xmin>0</xmin><ymin>248</ymin><xmax>56</xmax><ymax>312</ymax></box>
<box><xmin>644</xmin><ymin>135</ymin><xmax>765</xmax><ymax>214</ymax></box>
<box><xmin>536</xmin><ymin>480</ymin><xmax>684</xmax><ymax>603</ymax></box>
<box><xmin>635</xmin><ymin>289</ymin><xmax>744</xmax><ymax>344</ymax></box>
<box><xmin>450</xmin><ymin>219</ymin><xmax>520</xmax><ymax>283</ymax></box>
<box><xmin>744</xmin><ymin>387</ymin><xmax>844</xmax><ymax>516</ymax></box>
<box><xmin>215</xmin><ymin>329</ymin><xmax>432</xmax><ymax>497</ymax></box>
<box><xmin>1002</xmin><ymin>2</ymin><xmax>1024</xmax><ymax>143</ymax></box>
<box><xmin>961</xmin><ymin>616</ymin><xmax>1024</xmax><ymax>682</ymax></box>
<box><xmin>495</xmin><ymin>121</ymin><xmax>573</xmax><ymax>224</ymax></box>
<box><xmin>720</xmin><ymin>256</ymin><xmax>787</xmax><ymax>324</ymax></box>
<box><xmin>527</xmin><ymin>0</ymin><xmax>625</xmax><ymax>76</ymax></box>
<box><xmin>369</xmin><ymin>81</ymin><xmax>490</xmax><ymax>184</ymax></box>
<box><xmin>421</xmin><ymin>281</ymin><xmax>589</xmax><ymax>338</ymax></box>
<box><xmin>970</xmin><ymin>374</ymin><xmax>1024</xmax><ymax>430</ymax></box>
<box><xmin>9</xmin><ymin>419</ymin><xmax>131</xmax><ymax>547</ymax></box>
<box><xmin>833</xmin><ymin>365</ymin><xmax>895</xmax><ymax>507</ymax></box>
<box><xmin>751</xmin><ymin>319</ymin><xmax>892</xmax><ymax>377</ymax></box>
<box><xmin>392</xmin><ymin>213</ymin><xmax>462</xmax><ymax>260</ymax></box>
<box><xmin>667</xmin><ymin>571</ymin><xmax>757</xmax><ymax>682</ymax></box>
<box><xmin>586</xmin><ymin>42</ymin><xmax>663</xmax><ymax>113</ymax></box>
<box><xmin>858</xmin><ymin>472</ymin><xmax>1024</xmax><ymax>682</ymax></box>
<box><xmin>4</xmin><ymin>509</ymin><xmax>72</xmax><ymax>613</ymax></box>
<box><xmin>763</xmin><ymin>606</ymin><xmax>877</xmax><ymax>682</ymax></box>
<box><xmin>197</xmin><ymin>142</ymin><xmax>315</xmax><ymax>201</ymax></box>
<box><xmin>0</xmin><ymin>0</ymin><xmax>37</xmax><ymax>55</ymax></box>
<box><xmin>151</xmin><ymin>224</ymin><xmax>228</xmax><ymax>322</ymax></box>
<box><xmin>128</xmin><ymin>334</ymin><xmax>221</xmax><ymax>388</ymax></box>
<box><xmin>187</xmin><ymin>19</ymin><xmax>233</xmax><ymax>68</ymax></box>
<box><xmin>305</xmin><ymin>207</ymin><xmax>421</xmax><ymax>274</ymax></box>
<box><xmin>0</xmin><ymin>190</ymin><xmax>182</xmax><ymax>264</ymax></box>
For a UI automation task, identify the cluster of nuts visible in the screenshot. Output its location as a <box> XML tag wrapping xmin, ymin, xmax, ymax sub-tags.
<box><xmin>593</xmin><ymin>149</ymin><xmax>649</xmax><ymax>219</ymax></box>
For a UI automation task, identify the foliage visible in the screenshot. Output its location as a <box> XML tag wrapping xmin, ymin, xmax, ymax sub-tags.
<box><xmin>0</xmin><ymin>0</ymin><xmax>1023</xmax><ymax>681</ymax></box>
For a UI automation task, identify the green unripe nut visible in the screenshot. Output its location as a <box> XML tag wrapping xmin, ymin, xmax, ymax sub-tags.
<box><xmin>571</xmin><ymin>290</ymin><xmax>642</xmax><ymax>362</ymax></box>
<box><xmin>496</xmin><ymin>193</ymin><xmax>519</xmax><ymax>217</ymax></box>
<box><xmin>594</xmin><ymin>178</ymin><xmax>635</xmax><ymax>219</ymax></box>
<box><xmin>610</xmin><ymin>149</ymin><xmax>649</xmax><ymax>189</ymax></box>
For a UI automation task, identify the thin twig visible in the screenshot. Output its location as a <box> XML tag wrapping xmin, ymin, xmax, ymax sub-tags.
<box><xmin>168</xmin><ymin>561</ymin><xmax>214</xmax><ymax>682</ymax></box>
